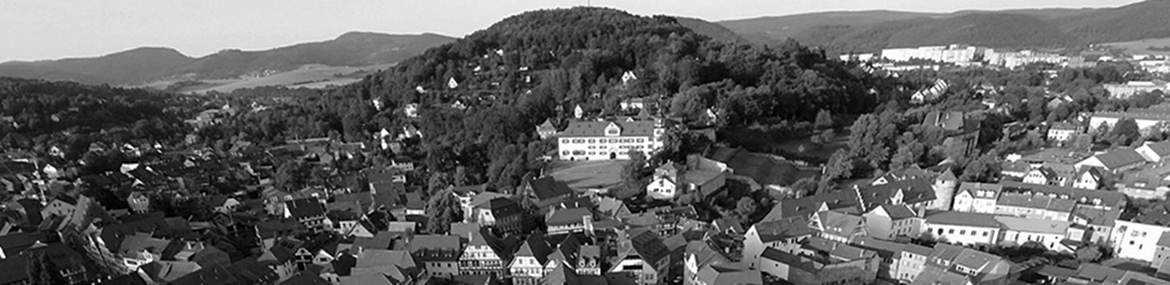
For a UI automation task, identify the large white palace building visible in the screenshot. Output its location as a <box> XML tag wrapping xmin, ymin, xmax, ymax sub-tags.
<box><xmin>554</xmin><ymin>118</ymin><xmax>665</xmax><ymax>161</ymax></box>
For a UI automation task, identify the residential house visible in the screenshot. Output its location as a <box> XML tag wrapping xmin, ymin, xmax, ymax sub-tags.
<box><xmin>994</xmin><ymin>192</ymin><xmax>1075</xmax><ymax>221</ymax></box>
<box><xmin>895</xmin><ymin>244</ymin><xmax>933</xmax><ymax>283</ymax></box>
<box><xmin>645</xmin><ymin>158</ymin><xmax>727</xmax><ymax>201</ymax></box>
<box><xmin>472</xmin><ymin>197</ymin><xmax>525</xmax><ymax>234</ymax></box>
<box><xmin>913</xmin><ymin>243</ymin><xmax>1013</xmax><ymax>285</ymax></box>
<box><xmin>951</xmin><ymin>182</ymin><xmax>1001</xmax><ymax>214</ymax></box>
<box><xmin>863</xmin><ymin>204</ymin><xmax>922</xmax><ymax>240</ymax></box>
<box><xmin>1047</xmin><ymin>122</ymin><xmax>1083</xmax><ymax>142</ymax></box>
<box><xmin>1090</xmin><ymin>106</ymin><xmax>1170</xmax><ymax>135</ymax></box>
<box><xmin>684</xmin><ymin>241</ymin><xmax>760</xmax><ymax>285</ymax></box>
<box><xmin>809</xmin><ymin>210</ymin><xmax>867</xmax><ymax>243</ymax></box>
<box><xmin>208</xmin><ymin>195</ymin><xmax>241</xmax><ymax>213</ymax></box>
<box><xmin>742</xmin><ymin>216</ymin><xmax>813</xmax><ymax>268</ymax></box>
<box><xmin>1072</xmin><ymin>205</ymin><xmax>1123</xmax><ymax>244</ymax></box>
<box><xmin>1076</xmin><ymin>148</ymin><xmax>1146</xmax><ymax>173</ymax></box>
<box><xmin>850</xmin><ymin>237</ymin><xmax>908</xmax><ymax>282</ymax></box>
<box><xmin>127</xmin><ymin>191</ymin><xmax>150</xmax><ymax>214</ymax></box>
<box><xmin>761</xmin><ymin>189</ymin><xmax>861</xmax><ymax>221</ymax></box>
<box><xmin>351</xmin><ymin>249</ymin><xmax>418</xmax><ymax>284</ymax></box>
<box><xmin>1155</xmin><ymin>234</ymin><xmax>1170</xmax><ymax>276</ymax></box>
<box><xmin>1139</xmin><ymin>140</ymin><xmax>1170</xmax><ymax>163</ymax></box>
<box><xmin>575</xmin><ymin>245</ymin><xmax>601</xmax><ymax>276</ymax></box>
<box><xmin>284</xmin><ymin>198</ymin><xmax>327</xmax><ymax>231</ymax></box>
<box><xmin>510</xmin><ymin>235</ymin><xmax>552</xmax><ymax>285</ymax></box>
<box><xmin>408</xmin><ymin>235</ymin><xmax>462</xmax><ymax>278</ymax></box>
<box><xmin>759</xmin><ymin>238</ymin><xmax>878</xmax><ymax>285</ymax></box>
<box><xmin>537</xmin><ymin>119</ymin><xmax>559</xmax><ymax>140</ymax></box>
<box><xmin>457</xmin><ymin>226</ymin><xmax>507</xmax><ymax>276</ymax></box>
<box><xmin>118</xmin><ymin>233</ymin><xmax>172</xmax><ymax>271</ymax></box>
<box><xmin>41</xmin><ymin>197</ymin><xmax>77</xmax><ymax>219</ymax></box>
<box><xmin>857</xmin><ymin>176</ymin><xmax>939</xmax><ymax>214</ymax></box>
<box><xmin>1111</xmin><ymin>220</ymin><xmax>1170</xmax><ymax>262</ymax></box>
<box><xmin>995</xmin><ymin>216</ymin><xmax>1077</xmax><ymax>252</ymax></box>
<box><xmin>610</xmin><ymin>228</ymin><xmax>670</xmax><ymax>285</ymax></box>
<box><xmin>1073</xmin><ymin>167</ymin><xmax>1104</xmax><ymax>190</ymax></box>
<box><xmin>546</xmin><ymin>207</ymin><xmax>593</xmax><ymax>236</ymax></box>
<box><xmin>1118</xmin><ymin>165</ymin><xmax>1170</xmax><ymax>199</ymax></box>
<box><xmin>923</xmin><ymin>212</ymin><xmax>1002</xmax><ymax>246</ymax></box>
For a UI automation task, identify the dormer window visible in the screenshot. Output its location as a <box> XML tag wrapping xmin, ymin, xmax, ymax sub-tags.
<box><xmin>604</xmin><ymin>122</ymin><xmax>621</xmax><ymax>137</ymax></box>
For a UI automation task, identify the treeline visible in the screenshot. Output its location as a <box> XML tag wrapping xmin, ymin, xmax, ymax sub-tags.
<box><xmin>0</xmin><ymin>77</ymin><xmax>196</xmax><ymax>159</ymax></box>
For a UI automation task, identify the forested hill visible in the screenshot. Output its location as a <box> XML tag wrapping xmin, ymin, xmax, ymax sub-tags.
<box><xmin>0</xmin><ymin>32</ymin><xmax>455</xmax><ymax>85</ymax></box>
<box><xmin>324</xmin><ymin>7</ymin><xmax>900</xmax><ymax>190</ymax></box>
<box><xmin>720</xmin><ymin>0</ymin><xmax>1170</xmax><ymax>53</ymax></box>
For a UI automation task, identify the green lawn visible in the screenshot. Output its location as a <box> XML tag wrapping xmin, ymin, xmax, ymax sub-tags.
<box><xmin>547</xmin><ymin>160</ymin><xmax>628</xmax><ymax>190</ymax></box>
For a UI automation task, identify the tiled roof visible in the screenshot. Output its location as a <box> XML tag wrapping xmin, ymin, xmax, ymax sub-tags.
<box><xmin>1091</xmin><ymin>148</ymin><xmax>1146</xmax><ymax>169</ymax></box>
<box><xmin>1072</xmin><ymin>205</ymin><xmax>1121</xmax><ymax>227</ymax></box>
<box><xmin>1000</xmin><ymin>181</ymin><xmax>1126</xmax><ymax>209</ymax></box>
<box><xmin>287</xmin><ymin>198</ymin><xmax>325</xmax><ymax>219</ymax></box>
<box><xmin>547</xmin><ymin>207</ymin><xmax>592</xmax><ymax>226</ymax></box>
<box><xmin>925</xmin><ymin>211</ymin><xmax>1001</xmax><ymax>228</ymax></box>
<box><xmin>1143</xmin><ymin>140</ymin><xmax>1170</xmax><ymax>157</ymax></box>
<box><xmin>513</xmin><ymin>234</ymin><xmax>552</xmax><ymax>265</ymax></box>
<box><xmin>814</xmin><ymin>210</ymin><xmax>865</xmax><ymax>239</ymax></box>
<box><xmin>859</xmin><ymin>178</ymin><xmax>936</xmax><ymax>208</ymax></box>
<box><xmin>994</xmin><ymin>216</ymin><xmax>1070</xmax><ymax>235</ymax></box>
<box><xmin>763</xmin><ymin>189</ymin><xmax>861</xmax><ymax>221</ymax></box>
<box><xmin>996</xmin><ymin>192</ymin><xmax>1075</xmax><ymax>212</ymax></box>
<box><xmin>558</xmin><ymin>120</ymin><xmax>658</xmax><ymax>137</ymax></box>
<box><xmin>852</xmin><ymin>236</ymin><xmax>907</xmax><ymax>259</ymax></box>
<box><xmin>875</xmin><ymin>204</ymin><xmax>917</xmax><ymax>220</ymax></box>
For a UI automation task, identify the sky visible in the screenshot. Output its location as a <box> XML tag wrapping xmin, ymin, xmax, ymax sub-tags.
<box><xmin>0</xmin><ymin>0</ymin><xmax>1146</xmax><ymax>62</ymax></box>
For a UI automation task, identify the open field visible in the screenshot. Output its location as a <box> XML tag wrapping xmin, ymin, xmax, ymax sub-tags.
<box><xmin>547</xmin><ymin>159</ymin><xmax>627</xmax><ymax>190</ymax></box>
<box><xmin>1100</xmin><ymin>37</ymin><xmax>1170</xmax><ymax>56</ymax></box>
<box><xmin>130</xmin><ymin>63</ymin><xmax>392</xmax><ymax>94</ymax></box>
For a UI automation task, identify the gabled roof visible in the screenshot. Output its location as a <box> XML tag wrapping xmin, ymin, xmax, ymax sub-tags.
<box><xmin>872</xmin><ymin>204</ymin><xmax>917</xmax><ymax>220</ymax></box>
<box><xmin>851</xmin><ymin>236</ymin><xmax>907</xmax><ymax>259</ymax></box>
<box><xmin>858</xmin><ymin>177</ymin><xmax>936</xmax><ymax>208</ymax></box>
<box><xmin>925</xmin><ymin>211</ymin><xmax>1001</xmax><ymax>228</ymax></box>
<box><xmin>813</xmin><ymin>210</ymin><xmax>865</xmax><ymax>239</ymax></box>
<box><xmin>628</xmin><ymin>228</ymin><xmax>670</xmax><ymax>265</ymax></box>
<box><xmin>994</xmin><ymin>216</ymin><xmax>1071</xmax><ymax>235</ymax></box>
<box><xmin>1143</xmin><ymin>140</ymin><xmax>1170</xmax><ymax>157</ymax></box>
<box><xmin>1072</xmin><ymin>205</ymin><xmax>1122</xmax><ymax>227</ymax></box>
<box><xmin>287</xmin><ymin>198</ymin><xmax>325</xmax><ymax>219</ymax></box>
<box><xmin>752</xmin><ymin>216</ymin><xmax>814</xmax><ymax>243</ymax></box>
<box><xmin>1000</xmin><ymin>181</ymin><xmax>1125</xmax><ymax>208</ymax></box>
<box><xmin>170</xmin><ymin>264</ymin><xmax>242</xmax><ymax>285</ymax></box>
<box><xmin>763</xmin><ymin>189</ymin><xmax>861</xmax><ymax>221</ymax></box>
<box><xmin>529</xmin><ymin>176</ymin><xmax>572</xmax><ymax>201</ymax></box>
<box><xmin>558</xmin><ymin>120</ymin><xmax>658</xmax><ymax>137</ymax></box>
<box><xmin>547</xmin><ymin>207</ymin><xmax>592</xmax><ymax>226</ymax></box>
<box><xmin>695</xmin><ymin>263</ymin><xmax>761</xmax><ymax>285</ymax></box>
<box><xmin>996</xmin><ymin>192</ymin><xmax>1075</xmax><ymax>213</ymax></box>
<box><xmin>370</xmin><ymin>182</ymin><xmax>405</xmax><ymax>208</ymax></box>
<box><xmin>514</xmin><ymin>234</ymin><xmax>552</xmax><ymax>265</ymax></box>
<box><xmin>1090</xmin><ymin>148</ymin><xmax>1146</xmax><ymax>169</ymax></box>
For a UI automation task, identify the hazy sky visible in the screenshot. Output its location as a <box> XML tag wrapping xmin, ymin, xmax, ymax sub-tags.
<box><xmin>0</xmin><ymin>0</ymin><xmax>1144</xmax><ymax>62</ymax></box>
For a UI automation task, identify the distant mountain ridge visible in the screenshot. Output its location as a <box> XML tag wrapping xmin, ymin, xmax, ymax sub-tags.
<box><xmin>0</xmin><ymin>32</ymin><xmax>456</xmax><ymax>85</ymax></box>
<box><xmin>718</xmin><ymin>0</ymin><xmax>1170</xmax><ymax>53</ymax></box>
